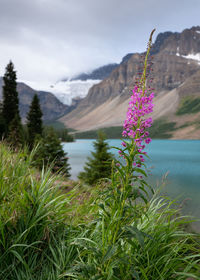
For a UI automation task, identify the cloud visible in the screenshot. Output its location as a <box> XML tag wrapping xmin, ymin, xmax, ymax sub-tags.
<box><xmin>0</xmin><ymin>0</ymin><xmax>200</xmax><ymax>84</ymax></box>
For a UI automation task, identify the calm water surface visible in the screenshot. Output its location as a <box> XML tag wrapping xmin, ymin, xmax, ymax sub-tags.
<box><xmin>63</xmin><ymin>139</ymin><xmax>200</xmax><ymax>230</ymax></box>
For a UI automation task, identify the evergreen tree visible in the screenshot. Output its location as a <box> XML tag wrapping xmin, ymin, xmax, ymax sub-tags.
<box><xmin>27</xmin><ymin>94</ymin><xmax>43</xmax><ymax>149</ymax></box>
<box><xmin>35</xmin><ymin>128</ymin><xmax>71</xmax><ymax>177</ymax></box>
<box><xmin>2</xmin><ymin>61</ymin><xmax>20</xmax><ymax>131</ymax></box>
<box><xmin>7</xmin><ymin>114</ymin><xmax>24</xmax><ymax>148</ymax></box>
<box><xmin>78</xmin><ymin>131</ymin><xmax>114</xmax><ymax>185</ymax></box>
<box><xmin>0</xmin><ymin>101</ymin><xmax>6</xmax><ymax>139</ymax></box>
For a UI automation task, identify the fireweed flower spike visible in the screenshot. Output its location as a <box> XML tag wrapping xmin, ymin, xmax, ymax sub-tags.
<box><xmin>121</xmin><ymin>29</ymin><xmax>155</xmax><ymax>165</ymax></box>
<box><xmin>113</xmin><ymin>29</ymin><xmax>155</xmax><ymax>202</ymax></box>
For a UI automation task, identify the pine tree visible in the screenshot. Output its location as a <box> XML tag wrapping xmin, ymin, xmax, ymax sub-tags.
<box><xmin>78</xmin><ymin>131</ymin><xmax>114</xmax><ymax>185</ymax></box>
<box><xmin>35</xmin><ymin>127</ymin><xmax>71</xmax><ymax>177</ymax></box>
<box><xmin>27</xmin><ymin>94</ymin><xmax>43</xmax><ymax>149</ymax></box>
<box><xmin>2</xmin><ymin>61</ymin><xmax>20</xmax><ymax>131</ymax></box>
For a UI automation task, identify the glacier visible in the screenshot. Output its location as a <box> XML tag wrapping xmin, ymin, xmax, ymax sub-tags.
<box><xmin>21</xmin><ymin>79</ymin><xmax>101</xmax><ymax>105</ymax></box>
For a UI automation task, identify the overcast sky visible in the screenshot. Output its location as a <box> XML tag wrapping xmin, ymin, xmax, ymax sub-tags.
<box><xmin>0</xmin><ymin>0</ymin><xmax>200</xmax><ymax>85</ymax></box>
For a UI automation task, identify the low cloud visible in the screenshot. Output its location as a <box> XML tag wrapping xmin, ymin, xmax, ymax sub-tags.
<box><xmin>0</xmin><ymin>0</ymin><xmax>199</xmax><ymax>84</ymax></box>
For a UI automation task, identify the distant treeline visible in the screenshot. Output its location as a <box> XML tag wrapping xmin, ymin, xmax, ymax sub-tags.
<box><xmin>43</xmin><ymin>120</ymin><xmax>74</xmax><ymax>142</ymax></box>
<box><xmin>73</xmin><ymin>119</ymin><xmax>177</xmax><ymax>139</ymax></box>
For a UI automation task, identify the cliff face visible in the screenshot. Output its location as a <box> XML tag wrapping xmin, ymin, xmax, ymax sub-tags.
<box><xmin>60</xmin><ymin>26</ymin><xmax>200</xmax><ymax>138</ymax></box>
<box><xmin>0</xmin><ymin>79</ymin><xmax>70</xmax><ymax>122</ymax></box>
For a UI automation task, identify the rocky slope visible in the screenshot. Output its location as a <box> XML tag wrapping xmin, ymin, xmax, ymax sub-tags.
<box><xmin>60</xmin><ymin>26</ymin><xmax>200</xmax><ymax>139</ymax></box>
<box><xmin>0</xmin><ymin>78</ymin><xmax>71</xmax><ymax>122</ymax></box>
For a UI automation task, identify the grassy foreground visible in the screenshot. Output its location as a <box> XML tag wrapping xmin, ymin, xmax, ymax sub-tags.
<box><xmin>0</xmin><ymin>142</ymin><xmax>199</xmax><ymax>279</ymax></box>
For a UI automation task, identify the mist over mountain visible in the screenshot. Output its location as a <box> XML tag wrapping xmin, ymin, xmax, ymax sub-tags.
<box><xmin>70</xmin><ymin>63</ymin><xmax>119</xmax><ymax>81</ymax></box>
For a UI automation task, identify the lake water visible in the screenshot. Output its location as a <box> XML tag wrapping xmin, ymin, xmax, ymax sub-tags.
<box><xmin>63</xmin><ymin>139</ymin><xmax>200</xmax><ymax>231</ymax></box>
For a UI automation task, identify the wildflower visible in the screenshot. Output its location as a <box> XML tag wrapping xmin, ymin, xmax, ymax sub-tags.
<box><xmin>120</xmin><ymin>28</ymin><xmax>155</xmax><ymax>167</ymax></box>
<box><xmin>122</xmin><ymin>86</ymin><xmax>154</xmax><ymax>150</ymax></box>
<box><xmin>121</xmin><ymin>142</ymin><xmax>127</xmax><ymax>147</ymax></box>
<box><xmin>145</xmin><ymin>137</ymin><xmax>152</xmax><ymax>144</ymax></box>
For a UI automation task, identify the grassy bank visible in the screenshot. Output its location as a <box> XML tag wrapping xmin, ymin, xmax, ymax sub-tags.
<box><xmin>0</xmin><ymin>143</ymin><xmax>199</xmax><ymax>279</ymax></box>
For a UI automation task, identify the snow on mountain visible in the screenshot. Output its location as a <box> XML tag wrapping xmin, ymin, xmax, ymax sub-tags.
<box><xmin>182</xmin><ymin>53</ymin><xmax>200</xmax><ymax>62</ymax></box>
<box><xmin>176</xmin><ymin>52</ymin><xmax>200</xmax><ymax>64</ymax></box>
<box><xmin>21</xmin><ymin>79</ymin><xmax>101</xmax><ymax>105</ymax></box>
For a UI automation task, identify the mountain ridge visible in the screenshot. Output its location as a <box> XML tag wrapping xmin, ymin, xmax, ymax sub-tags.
<box><xmin>60</xmin><ymin>26</ymin><xmax>200</xmax><ymax>139</ymax></box>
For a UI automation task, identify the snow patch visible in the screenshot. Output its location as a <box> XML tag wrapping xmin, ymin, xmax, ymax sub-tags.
<box><xmin>21</xmin><ymin>79</ymin><xmax>101</xmax><ymax>105</ymax></box>
<box><xmin>176</xmin><ymin>52</ymin><xmax>200</xmax><ymax>63</ymax></box>
<box><xmin>196</xmin><ymin>30</ymin><xmax>200</xmax><ymax>34</ymax></box>
<box><xmin>182</xmin><ymin>53</ymin><xmax>200</xmax><ymax>61</ymax></box>
<box><xmin>176</xmin><ymin>46</ymin><xmax>180</xmax><ymax>57</ymax></box>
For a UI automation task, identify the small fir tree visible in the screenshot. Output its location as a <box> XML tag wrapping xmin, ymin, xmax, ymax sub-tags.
<box><xmin>78</xmin><ymin>131</ymin><xmax>114</xmax><ymax>185</ymax></box>
<box><xmin>0</xmin><ymin>101</ymin><xmax>6</xmax><ymax>139</ymax></box>
<box><xmin>35</xmin><ymin>128</ymin><xmax>71</xmax><ymax>177</ymax></box>
<box><xmin>2</xmin><ymin>61</ymin><xmax>20</xmax><ymax>131</ymax></box>
<box><xmin>7</xmin><ymin>114</ymin><xmax>24</xmax><ymax>148</ymax></box>
<box><xmin>27</xmin><ymin>94</ymin><xmax>43</xmax><ymax>149</ymax></box>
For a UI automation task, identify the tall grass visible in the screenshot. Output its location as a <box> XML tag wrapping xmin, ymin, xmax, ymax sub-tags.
<box><xmin>0</xmin><ymin>143</ymin><xmax>78</xmax><ymax>279</ymax></box>
<box><xmin>0</xmin><ymin>142</ymin><xmax>199</xmax><ymax>279</ymax></box>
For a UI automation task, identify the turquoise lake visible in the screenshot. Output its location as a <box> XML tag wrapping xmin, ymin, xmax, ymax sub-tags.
<box><xmin>63</xmin><ymin>139</ymin><xmax>200</xmax><ymax>231</ymax></box>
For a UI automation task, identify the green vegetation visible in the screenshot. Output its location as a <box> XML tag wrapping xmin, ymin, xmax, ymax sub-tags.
<box><xmin>2</xmin><ymin>61</ymin><xmax>21</xmax><ymax>133</ymax></box>
<box><xmin>1</xmin><ymin>61</ymin><xmax>24</xmax><ymax>147</ymax></box>
<box><xmin>176</xmin><ymin>96</ymin><xmax>200</xmax><ymax>115</ymax></box>
<box><xmin>0</xmin><ymin>143</ymin><xmax>199</xmax><ymax>279</ymax></box>
<box><xmin>148</xmin><ymin>119</ymin><xmax>177</xmax><ymax>139</ymax></box>
<box><xmin>34</xmin><ymin>127</ymin><xmax>71</xmax><ymax>177</ymax></box>
<box><xmin>0</xmin><ymin>101</ymin><xmax>6</xmax><ymax>139</ymax></box>
<box><xmin>0</xmin><ymin>61</ymin><xmax>71</xmax><ymax>175</ymax></box>
<box><xmin>78</xmin><ymin>131</ymin><xmax>114</xmax><ymax>184</ymax></box>
<box><xmin>43</xmin><ymin>126</ymin><xmax>74</xmax><ymax>142</ymax></box>
<box><xmin>1</xmin><ymin>32</ymin><xmax>200</xmax><ymax>279</ymax></box>
<box><xmin>44</xmin><ymin>121</ymin><xmax>74</xmax><ymax>142</ymax></box>
<box><xmin>7</xmin><ymin>114</ymin><xmax>24</xmax><ymax>148</ymax></box>
<box><xmin>74</xmin><ymin>126</ymin><xmax>123</xmax><ymax>139</ymax></box>
<box><xmin>74</xmin><ymin>120</ymin><xmax>177</xmax><ymax>140</ymax></box>
<box><xmin>27</xmin><ymin>94</ymin><xmax>43</xmax><ymax>149</ymax></box>
<box><xmin>44</xmin><ymin>120</ymin><xmax>67</xmax><ymax>130</ymax></box>
<box><xmin>0</xmin><ymin>143</ymin><xmax>74</xmax><ymax>279</ymax></box>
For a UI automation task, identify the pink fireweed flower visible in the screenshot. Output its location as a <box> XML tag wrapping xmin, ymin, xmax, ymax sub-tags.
<box><xmin>122</xmin><ymin>86</ymin><xmax>154</xmax><ymax>151</ymax></box>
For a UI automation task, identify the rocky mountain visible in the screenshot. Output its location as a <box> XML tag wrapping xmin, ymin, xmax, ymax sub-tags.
<box><xmin>0</xmin><ymin>78</ymin><xmax>71</xmax><ymax>122</ymax></box>
<box><xmin>60</xmin><ymin>26</ymin><xmax>200</xmax><ymax>139</ymax></box>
